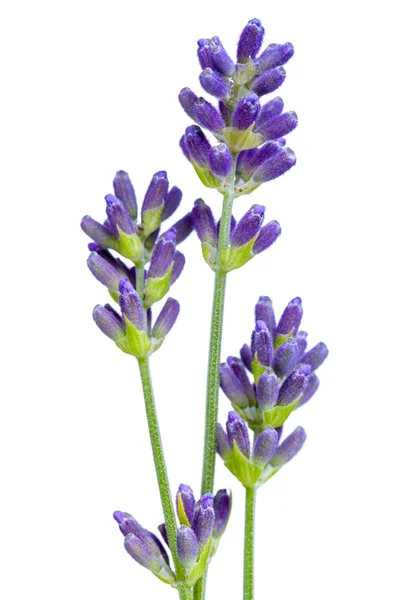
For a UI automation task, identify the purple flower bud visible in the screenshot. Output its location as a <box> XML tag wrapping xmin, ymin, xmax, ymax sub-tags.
<box><xmin>211</xmin><ymin>37</ymin><xmax>235</xmax><ymax>76</ymax></box>
<box><xmin>179</xmin><ymin>87</ymin><xmax>199</xmax><ymax>120</ymax></box>
<box><xmin>119</xmin><ymin>278</ymin><xmax>146</xmax><ymax>331</ymax></box>
<box><xmin>226</xmin><ymin>411</ymin><xmax>250</xmax><ymax>458</ymax></box>
<box><xmin>193</xmin><ymin>98</ymin><xmax>225</xmax><ymax>133</ymax></box>
<box><xmin>217</xmin><ymin>424</ymin><xmax>232</xmax><ymax>460</ymax></box>
<box><xmin>251</xmin><ymin>67</ymin><xmax>286</xmax><ymax>97</ymax></box>
<box><xmin>296</xmin><ymin>331</ymin><xmax>308</xmax><ymax>357</ymax></box>
<box><xmin>227</xmin><ymin>357</ymin><xmax>256</xmax><ymax>402</ymax></box>
<box><xmin>162</xmin><ymin>186</ymin><xmax>182</xmax><ymax>221</ymax></box>
<box><xmin>192</xmin><ymin>494</ymin><xmax>215</xmax><ymax>548</ymax></box>
<box><xmin>254</xmin><ymin>320</ymin><xmax>274</xmax><ymax>366</ymax></box>
<box><xmin>255</xmin><ymin>296</ymin><xmax>276</xmax><ymax>333</ymax></box>
<box><xmin>277</xmin><ymin>364</ymin><xmax>311</xmax><ymax>406</ymax></box>
<box><xmin>219</xmin><ymin>100</ymin><xmax>233</xmax><ymax>125</ymax></box>
<box><xmin>231</xmin><ymin>93</ymin><xmax>261</xmax><ymax>130</ymax></box>
<box><xmin>252</xmin><ymin>426</ymin><xmax>279</xmax><ymax>465</ymax></box>
<box><xmin>81</xmin><ymin>215</ymin><xmax>117</xmax><ymax>248</ymax></box>
<box><xmin>105</xmin><ymin>194</ymin><xmax>135</xmax><ymax>236</ymax></box>
<box><xmin>113</xmin><ymin>511</ymin><xmax>147</xmax><ymax>538</ymax></box>
<box><xmin>255</xmin><ymin>97</ymin><xmax>284</xmax><ymax>129</ymax></box>
<box><xmin>210</xmin><ymin>144</ymin><xmax>233</xmax><ymax>177</ymax></box>
<box><xmin>256</xmin><ymin>368</ymin><xmax>279</xmax><ymax>408</ymax></box>
<box><xmin>152</xmin><ymin>298</ymin><xmax>180</xmax><ymax>339</ymax></box>
<box><xmin>148</xmin><ymin>230</ymin><xmax>176</xmax><ymax>279</ymax></box>
<box><xmin>180</xmin><ymin>135</ymin><xmax>191</xmax><ymax>161</ymax></box>
<box><xmin>199</xmin><ymin>68</ymin><xmax>230</xmax><ymax>99</ymax></box>
<box><xmin>252</xmin><ymin>220</ymin><xmax>281</xmax><ymax>254</ymax></box>
<box><xmin>237</xmin><ymin>18</ymin><xmax>265</xmax><ymax>63</ymax></box>
<box><xmin>184</xmin><ymin>125</ymin><xmax>212</xmax><ymax>167</ymax></box>
<box><xmin>220</xmin><ymin>363</ymin><xmax>249</xmax><ymax>408</ymax></box>
<box><xmin>124</xmin><ymin>533</ymin><xmax>162</xmax><ymax>573</ymax></box>
<box><xmin>240</xmin><ymin>344</ymin><xmax>253</xmax><ymax>372</ymax></box>
<box><xmin>301</xmin><ymin>342</ymin><xmax>329</xmax><ymax>373</ymax></box>
<box><xmin>213</xmin><ymin>489</ymin><xmax>232</xmax><ymax>537</ymax></box>
<box><xmin>257</xmin><ymin>111</ymin><xmax>298</xmax><ymax>141</ymax></box>
<box><xmin>271</xmin><ymin>426</ymin><xmax>306</xmax><ymax>467</ymax></box>
<box><xmin>87</xmin><ymin>251</ymin><xmax>122</xmax><ymax>291</ymax></box>
<box><xmin>192</xmin><ymin>199</ymin><xmax>217</xmax><ymax>246</ymax></box>
<box><xmin>256</xmin><ymin>42</ymin><xmax>294</xmax><ymax>72</ymax></box>
<box><xmin>176</xmin><ymin>483</ymin><xmax>196</xmax><ymax>525</ymax></box>
<box><xmin>113</xmin><ymin>171</ymin><xmax>137</xmax><ymax>220</ymax></box>
<box><xmin>272</xmin><ymin>338</ymin><xmax>299</xmax><ymax>377</ymax></box>
<box><xmin>237</xmin><ymin>142</ymin><xmax>282</xmax><ymax>181</ymax></box>
<box><xmin>231</xmin><ymin>205</ymin><xmax>265</xmax><ymax>247</ymax></box>
<box><xmin>172</xmin><ymin>213</ymin><xmax>194</xmax><ymax>244</ymax></box>
<box><xmin>142</xmin><ymin>171</ymin><xmax>168</xmax><ymax>217</ymax></box>
<box><xmin>297</xmin><ymin>374</ymin><xmax>320</xmax><ymax>408</ymax></box>
<box><xmin>158</xmin><ymin>523</ymin><xmax>169</xmax><ymax>547</ymax></box>
<box><xmin>252</xmin><ymin>147</ymin><xmax>296</xmax><ymax>183</ymax></box>
<box><xmin>93</xmin><ymin>304</ymin><xmax>125</xmax><ymax>341</ymax></box>
<box><xmin>276</xmin><ymin>297</ymin><xmax>303</xmax><ymax>337</ymax></box>
<box><xmin>170</xmin><ymin>251</ymin><xmax>185</xmax><ymax>285</ymax></box>
<box><xmin>197</xmin><ymin>38</ymin><xmax>213</xmax><ymax>69</ymax></box>
<box><xmin>177</xmin><ymin>526</ymin><xmax>199</xmax><ymax>568</ymax></box>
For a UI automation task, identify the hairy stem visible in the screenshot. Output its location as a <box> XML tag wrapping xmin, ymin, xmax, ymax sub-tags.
<box><xmin>135</xmin><ymin>267</ymin><xmax>190</xmax><ymax>599</ymax></box>
<box><xmin>194</xmin><ymin>157</ymin><xmax>237</xmax><ymax>600</ymax></box>
<box><xmin>243</xmin><ymin>486</ymin><xmax>257</xmax><ymax>600</ymax></box>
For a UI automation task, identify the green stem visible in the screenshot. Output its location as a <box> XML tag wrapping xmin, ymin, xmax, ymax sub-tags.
<box><xmin>243</xmin><ymin>486</ymin><xmax>256</xmax><ymax>600</ymax></box>
<box><xmin>135</xmin><ymin>263</ymin><xmax>145</xmax><ymax>299</ymax></box>
<box><xmin>137</xmin><ymin>356</ymin><xmax>191</xmax><ymax>600</ymax></box>
<box><xmin>194</xmin><ymin>157</ymin><xmax>237</xmax><ymax>600</ymax></box>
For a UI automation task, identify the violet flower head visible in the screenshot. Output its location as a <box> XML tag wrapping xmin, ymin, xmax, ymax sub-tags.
<box><xmin>219</xmin><ymin>296</ymin><xmax>328</xmax><ymax>433</ymax></box>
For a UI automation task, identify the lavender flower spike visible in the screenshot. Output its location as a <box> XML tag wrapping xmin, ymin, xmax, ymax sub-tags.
<box><xmin>231</xmin><ymin>205</ymin><xmax>265</xmax><ymax>247</ymax></box>
<box><xmin>92</xmin><ymin>304</ymin><xmax>125</xmax><ymax>341</ymax></box>
<box><xmin>252</xmin><ymin>426</ymin><xmax>279</xmax><ymax>466</ymax></box>
<box><xmin>177</xmin><ymin>525</ymin><xmax>199</xmax><ymax>568</ymax></box>
<box><xmin>213</xmin><ymin>489</ymin><xmax>232</xmax><ymax>538</ymax></box>
<box><xmin>151</xmin><ymin>298</ymin><xmax>180</xmax><ymax>340</ymax></box>
<box><xmin>270</xmin><ymin>426</ymin><xmax>307</xmax><ymax>467</ymax></box>
<box><xmin>113</xmin><ymin>170</ymin><xmax>137</xmax><ymax>219</ymax></box>
<box><xmin>192</xmin><ymin>493</ymin><xmax>215</xmax><ymax>548</ymax></box>
<box><xmin>119</xmin><ymin>278</ymin><xmax>146</xmax><ymax>331</ymax></box>
<box><xmin>237</xmin><ymin>18</ymin><xmax>265</xmax><ymax>63</ymax></box>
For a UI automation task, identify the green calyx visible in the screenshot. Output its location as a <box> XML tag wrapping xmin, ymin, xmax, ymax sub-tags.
<box><xmin>219</xmin><ymin>234</ymin><xmax>259</xmax><ymax>271</ymax></box>
<box><xmin>223</xmin><ymin>441</ymin><xmax>280</xmax><ymax>489</ymax></box>
<box><xmin>142</xmin><ymin>205</ymin><xmax>164</xmax><ymax>238</ymax></box>
<box><xmin>116</xmin><ymin>229</ymin><xmax>144</xmax><ymax>262</ymax></box>
<box><xmin>143</xmin><ymin>264</ymin><xmax>174</xmax><ymax>308</ymax></box>
<box><xmin>115</xmin><ymin>317</ymin><xmax>151</xmax><ymax>358</ymax></box>
<box><xmin>218</xmin><ymin>124</ymin><xmax>264</xmax><ymax>154</ymax></box>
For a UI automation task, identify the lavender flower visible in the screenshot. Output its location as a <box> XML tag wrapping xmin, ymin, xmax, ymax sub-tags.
<box><xmin>113</xmin><ymin>170</ymin><xmax>138</xmax><ymax>219</ymax></box>
<box><xmin>199</xmin><ymin>68</ymin><xmax>230</xmax><ymax>98</ymax></box>
<box><xmin>219</xmin><ymin>296</ymin><xmax>328</xmax><ymax>432</ymax></box>
<box><xmin>237</xmin><ymin>18</ymin><xmax>265</xmax><ymax>63</ymax></box>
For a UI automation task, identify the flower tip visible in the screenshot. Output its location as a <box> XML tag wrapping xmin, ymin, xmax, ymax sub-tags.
<box><xmin>118</xmin><ymin>277</ymin><xmax>134</xmax><ymax>295</ymax></box>
<box><xmin>113</xmin><ymin>510</ymin><xmax>126</xmax><ymax>524</ymax></box>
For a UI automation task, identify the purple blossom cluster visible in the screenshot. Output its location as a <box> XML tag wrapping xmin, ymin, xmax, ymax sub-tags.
<box><xmin>113</xmin><ymin>485</ymin><xmax>231</xmax><ymax>586</ymax></box>
<box><xmin>81</xmin><ymin>171</ymin><xmax>194</xmax><ymax>355</ymax></box>
<box><xmin>178</xmin><ymin>18</ymin><xmax>297</xmax><ymax>194</ymax></box>
<box><xmin>220</xmin><ymin>296</ymin><xmax>328</xmax><ymax>431</ymax></box>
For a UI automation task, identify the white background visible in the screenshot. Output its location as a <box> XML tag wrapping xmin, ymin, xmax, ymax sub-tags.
<box><xmin>1</xmin><ymin>0</ymin><xmax>399</xmax><ymax>599</ymax></box>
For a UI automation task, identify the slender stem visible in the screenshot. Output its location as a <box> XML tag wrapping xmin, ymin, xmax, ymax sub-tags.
<box><xmin>243</xmin><ymin>486</ymin><xmax>257</xmax><ymax>600</ymax></box>
<box><xmin>135</xmin><ymin>263</ymin><xmax>145</xmax><ymax>299</ymax></box>
<box><xmin>194</xmin><ymin>157</ymin><xmax>237</xmax><ymax>600</ymax></box>
<box><xmin>138</xmin><ymin>356</ymin><xmax>190</xmax><ymax>600</ymax></box>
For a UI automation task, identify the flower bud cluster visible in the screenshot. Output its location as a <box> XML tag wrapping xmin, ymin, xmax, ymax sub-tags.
<box><xmin>113</xmin><ymin>484</ymin><xmax>231</xmax><ymax>586</ymax></box>
<box><xmin>220</xmin><ymin>296</ymin><xmax>328</xmax><ymax>431</ymax></box>
<box><xmin>192</xmin><ymin>198</ymin><xmax>281</xmax><ymax>271</ymax></box>
<box><xmin>217</xmin><ymin>411</ymin><xmax>306</xmax><ymax>488</ymax></box>
<box><xmin>179</xmin><ymin>18</ymin><xmax>297</xmax><ymax>194</ymax></box>
<box><xmin>82</xmin><ymin>171</ymin><xmax>193</xmax><ymax>356</ymax></box>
